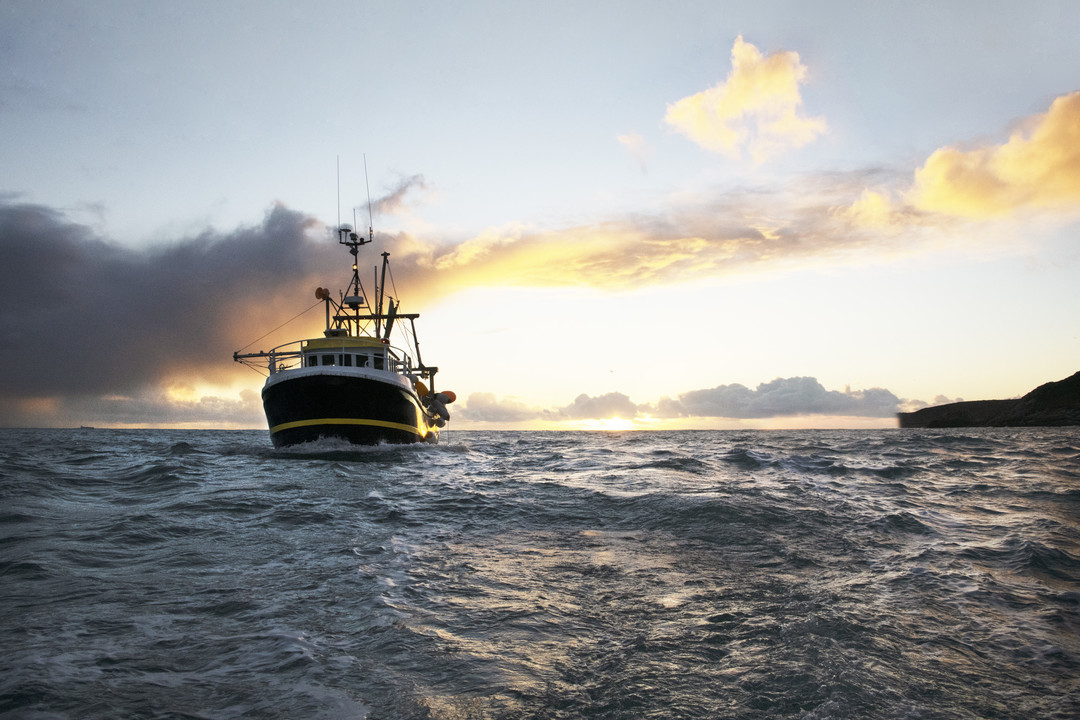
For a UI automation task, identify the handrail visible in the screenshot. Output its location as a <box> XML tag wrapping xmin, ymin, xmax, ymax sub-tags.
<box><xmin>234</xmin><ymin>336</ymin><xmax>420</xmax><ymax>377</ymax></box>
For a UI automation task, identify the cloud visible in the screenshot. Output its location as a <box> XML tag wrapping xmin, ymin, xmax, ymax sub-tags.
<box><xmin>617</xmin><ymin>132</ymin><xmax>653</xmax><ymax>172</ymax></box>
<box><xmin>458</xmin><ymin>391</ymin><xmax>643</xmax><ymax>425</ymax></box>
<box><xmin>458</xmin><ymin>391</ymin><xmax>640</xmax><ymax>423</ymax></box>
<box><xmin>428</xmin><ymin>224</ymin><xmax>528</xmax><ymax>271</ymax></box>
<box><xmin>419</xmin><ymin>222</ymin><xmax>705</xmax><ymax>286</ymax></box>
<box><xmin>841</xmin><ymin>189</ymin><xmax>904</xmax><ymax>229</ymax></box>
<box><xmin>653</xmin><ymin>377</ymin><xmax>902</xmax><ymax>419</ymax></box>
<box><xmin>896</xmin><ymin>394</ymin><xmax>964</xmax><ymax>414</ymax></box>
<box><xmin>457</xmin><ymin>392</ymin><xmax>543</xmax><ymax>423</ymax></box>
<box><xmin>373</xmin><ymin>174</ymin><xmax>428</xmax><ymax>216</ymax></box>
<box><xmin>396</xmin><ymin>171</ymin><xmax>884</xmax><ymax>295</ymax></box>
<box><xmin>556</xmin><ymin>392</ymin><xmax>640</xmax><ymax>420</ymax></box>
<box><xmin>664</xmin><ymin>35</ymin><xmax>826</xmax><ymax>162</ymax></box>
<box><xmin>459</xmin><ymin>378</ymin><xmax>907</xmax><ymax>425</ymax></box>
<box><xmin>908</xmin><ymin>91</ymin><xmax>1080</xmax><ymax>217</ymax></box>
<box><xmin>7</xmin><ymin>387</ymin><xmax>264</xmax><ymax>429</ymax></box>
<box><xmin>405</xmin><ymin>97</ymin><xmax>1080</xmax><ymax>298</ymax></box>
<box><xmin>843</xmin><ymin>91</ymin><xmax>1080</xmax><ymax>226</ymax></box>
<box><xmin>0</xmin><ymin>200</ymin><xmax>336</xmax><ymax>424</ymax></box>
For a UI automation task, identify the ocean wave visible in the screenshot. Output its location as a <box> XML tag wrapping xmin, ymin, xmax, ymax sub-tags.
<box><xmin>962</xmin><ymin>537</ymin><xmax>1080</xmax><ymax>583</ymax></box>
<box><xmin>2</xmin><ymin>427</ymin><xmax>1079</xmax><ymax>719</ymax></box>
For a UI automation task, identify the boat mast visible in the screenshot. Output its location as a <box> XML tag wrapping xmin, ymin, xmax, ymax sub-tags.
<box><xmin>377</xmin><ymin>252</ymin><xmax>389</xmax><ymax>336</ymax></box>
<box><xmin>327</xmin><ymin>161</ymin><xmax>423</xmax><ymax>360</ymax></box>
<box><xmin>364</xmin><ymin>155</ymin><xmax>378</xmax><ymax>336</ymax></box>
<box><xmin>338</xmin><ymin>223</ymin><xmax>370</xmax><ymax>336</ymax></box>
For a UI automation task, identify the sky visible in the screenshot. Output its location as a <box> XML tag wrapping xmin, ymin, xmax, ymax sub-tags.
<box><xmin>2</xmin><ymin>0</ymin><xmax>1078</xmax><ymax>430</ymax></box>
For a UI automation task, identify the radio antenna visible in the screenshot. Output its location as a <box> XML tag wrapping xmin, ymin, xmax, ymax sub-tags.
<box><xmin>336</xmin><ymin>155</ymin><xmax>341</xmax><ymax>229</ymax></box>
<box><xmin>364</xmin><ymin>153</ymin><xmax>374</xmax><ymax>243</ymax></box>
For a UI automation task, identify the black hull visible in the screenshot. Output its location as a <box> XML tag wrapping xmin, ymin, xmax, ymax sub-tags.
<box><xmin>262</xmin><ymin>372</ymin><xmax>436</xmax><ymax>448</ymax></box>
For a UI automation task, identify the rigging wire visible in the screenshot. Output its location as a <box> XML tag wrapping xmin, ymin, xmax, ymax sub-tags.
<box><xmin>236</xmin><ymin>299</ymin><xmax>323</xmax><ymax>352</ymax></box>
<box><xmin>386</xmin><ymin>263</ymin><xmax>400</xmax><ymax>301</ymax></box>
<box><xmin>240</xmin><ymin>362</ymin><xmax>269</xmax><ymax>378</ymax></box>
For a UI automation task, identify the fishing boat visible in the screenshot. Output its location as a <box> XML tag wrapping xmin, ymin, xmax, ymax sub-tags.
<box><xmin>234</xmin><ymin>222</ymin><xmax>454</xmax><ymax>447</ymax></box>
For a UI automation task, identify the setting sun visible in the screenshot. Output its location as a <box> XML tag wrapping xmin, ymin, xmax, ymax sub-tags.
<box><xmin>580</xmin><ymin>417</ymin><xmax>636</xmax><ymax>432</ymax></box>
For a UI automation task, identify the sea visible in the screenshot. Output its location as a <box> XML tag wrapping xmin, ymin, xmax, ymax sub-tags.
<box><xmin>1</xmin><ymin>428</ymin><xmax>1078</xmax><ymax>720</ymax></box>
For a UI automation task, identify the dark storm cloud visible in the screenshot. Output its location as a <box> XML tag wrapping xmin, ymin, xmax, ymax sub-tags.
<box><xmin>0</xmin><ymin>200</ymin><xmax>334</xmax><ymax>411</ymax></box>
<box><xmin>25</xmin><ymin>388</ymin><xmax>266</xmax><ymax>429</ymax></box>
<box><xmin>374</xmin><ymin>174</ymin><xmax>427</xmax><ymax>216</ymax></box>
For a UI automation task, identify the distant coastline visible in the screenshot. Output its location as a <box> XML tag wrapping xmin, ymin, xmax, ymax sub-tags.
<box><xmin>898</xmin><ymin>371</ymin><xmax>1080</xmax><ymax>428</ymax></box>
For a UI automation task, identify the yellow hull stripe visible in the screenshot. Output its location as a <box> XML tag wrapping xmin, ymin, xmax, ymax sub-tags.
<box><xmin>270</xmin><ymin>417</ymin><xmax>426</xmax><ymax>437</ymax></box>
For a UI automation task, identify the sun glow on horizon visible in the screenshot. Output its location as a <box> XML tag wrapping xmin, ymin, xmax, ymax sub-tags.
<box><xmin>580</xmin><ymin>416</ymin><xmax>636</xmax><ymax>432</ymax></box>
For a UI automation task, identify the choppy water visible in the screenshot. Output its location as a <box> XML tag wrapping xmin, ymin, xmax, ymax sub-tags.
<box><xmin>1</xmin><ymin>428</ymin><xmax>1079</xmax><ymax>719</ymax></box>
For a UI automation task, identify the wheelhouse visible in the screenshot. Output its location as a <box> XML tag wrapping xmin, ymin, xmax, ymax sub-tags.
<box><xmin>300</xmin><ymin>335</ymin><xmax>407</xmax><ymax>373</ymax></box>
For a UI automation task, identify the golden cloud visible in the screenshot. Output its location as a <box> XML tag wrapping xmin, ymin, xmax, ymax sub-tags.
<box><xmin>838</xmin><ymin>188</ymin><xmax>925</xmax><ymax>231</ymax></box>
<box><xmin>908</xmin><ymin>92</ymin><xmax>1080</xmax><ymax>217</ymax></box>
<box><xmin>845</xmin><ymin>91</ymin><xmax>1080</xmax><ymax>225</ymax></box>
<box><xmin>665</xmin><ymin>36</ymin><xmax>826</xmax><ymax>162</ymax></box>
<box><xmin>411</xmin><ymin>223</ymin><xmax>738</xmax><ymax>291</ymax></box>
<box><xmin>429</xmin><ymin>224</ymin><xmax>527</xmax><ymax>270</ymax></box>
<box><xmin>395</xmin><ymin>183</ymin><xmax>870</xmax><ymax>298</ymax></box>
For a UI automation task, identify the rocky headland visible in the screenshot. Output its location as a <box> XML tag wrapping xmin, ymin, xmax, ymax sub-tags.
<box><xmin>897</xmin><ymin>371</ymin><xmax>1080</xmax><ymax>428</ymax></box>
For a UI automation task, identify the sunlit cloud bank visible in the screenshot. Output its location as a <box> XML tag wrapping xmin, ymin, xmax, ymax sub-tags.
<box><xmin>655</xmin><ymin>377</ymin><xmax>903</xmax><ymax>418</ymax></box>
<box><xmin>664</xmin><ymin>36</ymin><xmax>827</xmax><ymax>162</ymax></box>
<box><xmin>402</xmin><ymin>172</ymin><xmax>903</xmax><ymax>295</ymax></box>
<box><xmin>458</xmin><ymin>376</ymin><xmax>933</xmax><ymax>428</ymax></box>
<box><xmin>845</xmin><ymin>90</ymin><xmax>1080</xmax><ymax>226</ymax></box>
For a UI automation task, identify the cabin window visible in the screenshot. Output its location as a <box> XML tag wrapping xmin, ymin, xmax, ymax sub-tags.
<box><xmin>373</xmin><ymin>354</ymin><xmax>384</xmax><ymax>370</ymax></box>
<box><xmin>341</xmin><ymin>354</ymin><xmax>352</xmax><ymax>367</ymax></box>
<box><xmin>322</xmin><ymin>354</ymin><xmax>335</xmax><ymax>365</ymax></box>
<box><xmin>356</xmin><ymin>355</ymin><xmax>368</xmax><ymax>367</ymax></box>
<box><xmin>307</xmin><ymin>355</ymin><xmax>319</xmax><ymax>367</ymax></box>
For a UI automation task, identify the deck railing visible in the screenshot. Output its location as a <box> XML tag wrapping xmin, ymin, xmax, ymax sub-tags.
<box><xmin>235</xmin><ymin>339</ymin><xmax>416</xmax><ymax>377</ymax></box>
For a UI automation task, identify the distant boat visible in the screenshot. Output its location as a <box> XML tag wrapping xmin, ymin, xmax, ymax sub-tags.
<box><xmin>234</xmin><ymin>222</ymin><xmax>454</xmax><ymax>448</ymax></box>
